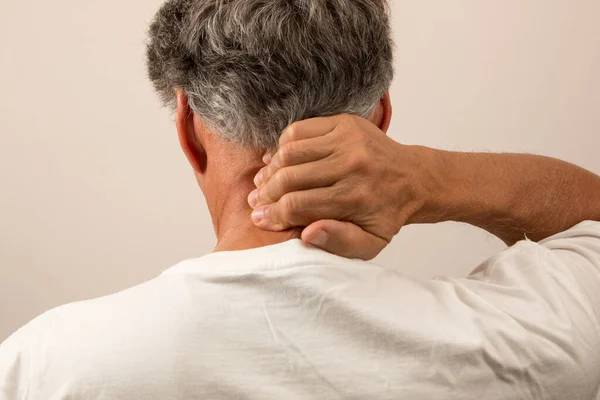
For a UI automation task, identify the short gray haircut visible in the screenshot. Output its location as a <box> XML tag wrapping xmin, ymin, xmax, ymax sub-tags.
<box><xmin>146</xmin><ymin>0</ymin><xmax>394</xmax><ymax>150</ymax></box>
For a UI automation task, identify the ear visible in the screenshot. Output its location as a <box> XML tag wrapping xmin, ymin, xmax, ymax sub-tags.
<box><xmin>369</xmin><ymin>91</ymin><xmax>392</xmax><ymax>134</ymax></box>
<box><xmin>175</xmin><ymin>89</ymin><xmax>207</xmax><ymax>173</ymax></box>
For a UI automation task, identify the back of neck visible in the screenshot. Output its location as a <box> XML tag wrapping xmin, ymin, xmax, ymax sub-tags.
<box><xmin>211</xmin><ymin>176</ymin><xmax>302</xmax><ymax>253</ymax></box>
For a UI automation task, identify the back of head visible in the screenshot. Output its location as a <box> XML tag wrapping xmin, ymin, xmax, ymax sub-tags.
<box><xmin>147</xmin><ymin>0</ymin><xmax>394</xmax><ymax>151</ymax></box>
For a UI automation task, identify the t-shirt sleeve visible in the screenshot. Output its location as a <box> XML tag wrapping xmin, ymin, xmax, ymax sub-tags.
<box><xmin>445</xmin><ymin>220</ymin><xmax>600</xmax><ymax>398</ymax></box>
<box><xmin>0</xmin><ymin>327</ymin><xmax>31</xmax><ymax>400</ymax></box>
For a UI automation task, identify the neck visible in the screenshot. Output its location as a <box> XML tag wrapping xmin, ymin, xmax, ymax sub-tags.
<box><xmin>209</xmin><ymin>161</ymin><xmax>302</xmax><ymax>253</ymax></box>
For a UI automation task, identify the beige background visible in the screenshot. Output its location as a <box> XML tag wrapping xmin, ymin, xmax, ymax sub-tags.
<box><xmin>1</xmin><ymin>0</ymin><xmax>599</xmax><ymax>341</ymax></box>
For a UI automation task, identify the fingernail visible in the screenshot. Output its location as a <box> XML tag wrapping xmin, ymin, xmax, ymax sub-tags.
<box><xmin>263</xmin><ymin>153</ymin><xmax>272</xmax><ymax>164</ymax></box>
<box><xmin>248</xmin><ymin>190</ymin><xmax>259</xmax><ymax>208</ymax></box>
<box><xmin>309</xmin><ymin>230</ymin><xmax>329</xmax><ymax>247</ymax></box>
<box><xmin>254</xmin><ymin>171</ymin><xmax>263</xmax><ymax>187</ymax></box>
<box><xmin>251</xmin><ymin>208</ymin><xmax>265</xmax><ymax>224</ymax></box>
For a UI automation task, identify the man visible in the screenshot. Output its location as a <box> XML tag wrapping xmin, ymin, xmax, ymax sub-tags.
<box><xmin>1</xmin><ymin>0</ymin><xmax>599</xmax><ymax>399</ymax></box>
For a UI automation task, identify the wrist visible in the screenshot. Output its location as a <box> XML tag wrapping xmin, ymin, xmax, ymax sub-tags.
<box><xmin>403</xmin><ymin>146</ymin><xmax>458</xmax><ymax>225</ymax></box>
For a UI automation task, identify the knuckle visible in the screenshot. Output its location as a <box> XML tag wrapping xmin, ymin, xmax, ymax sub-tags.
<box><xmin>334</xmin><ymin>116</ymin><xmax>351</xmax><ymax>136</ymax></box>
<box><xmin>281</xmin><ymin>122</ymin><xmax>299</xmax><ymax>144</ymax></box>
<box><xmin>340</xmin><ymin>113</ymin><xmax>359</xmax><ymax>129</ymax></box>
<box><xmin>263</xmin><ymin>164</ymin><xmax>276</xmax><ymax>181</ymax></box>
<box><xmin>280</xmin><ymin>193</ymin><xmax>300</xmax><ymax>218</ymax></box>
<box><xmin>278</xmin><ymin>143</ymin><xmax>296</xmax><ymax>165</ymax></box>
<box><xmin>339</xmin><ymin>113</ymin><xmax>354</xmax><ymax>125</ymax></box>
<box><xmin>272</xmin><ymin>169</ymin><xmax>290</xmax><ymax>190</ymax></box>
<box><xmin>351</xmin><ymin>149</ymin><xmax>370</xmax><ymax>170</ymax></box>
<box><xmin>352</xmin><ymin>125</ymin><xmax>368</xmax><ymax>143</ymax></box>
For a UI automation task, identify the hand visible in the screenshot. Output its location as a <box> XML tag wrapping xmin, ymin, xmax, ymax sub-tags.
<box><xmin>247</xmin><ymin>114</ymin><xmax>439</xmax><ymax>260</ymax></box>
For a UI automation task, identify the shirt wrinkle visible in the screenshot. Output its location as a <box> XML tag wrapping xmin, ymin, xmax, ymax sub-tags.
<box><xmin>1</xmin><ymin>222</ymin><xmax>600</xmax><ymax>399</ymax></box>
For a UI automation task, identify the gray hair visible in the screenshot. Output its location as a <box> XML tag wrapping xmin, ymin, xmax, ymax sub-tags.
<box><xmin>146</xmin><ymin>0</ymin><xmax>394</xmax><ymax>151</ymax></box>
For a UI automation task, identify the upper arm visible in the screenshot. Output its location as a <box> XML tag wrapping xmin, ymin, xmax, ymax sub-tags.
<box><xmin>538</xmin><ymin>220</ymin><xmax>600</xmax><ymax>328</ymax></box>
<box><xmin>445</xmin><ymin>221</ymin><xmax>600</xmax><ymax>398</ymax></box>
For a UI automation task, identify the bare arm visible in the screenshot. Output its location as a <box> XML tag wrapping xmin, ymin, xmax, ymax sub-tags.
<box><xmin>249</xmin><ymin>114</ymin><xmax>600</xmax><ymax>258</ymax></box>
<box><xmin>411</xmin><ymin>150</ymin><xmax>600</xmax><ymax>245</ymax></box>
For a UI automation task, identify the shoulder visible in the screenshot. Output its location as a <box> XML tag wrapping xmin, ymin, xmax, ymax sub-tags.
<box><xmin>0</xmin><ymin>305</ymin><xmax>49</xmax><ymax>399</ymax></box>
<box><xmin>0</xmin><ymin>274</ymin><xmax>185</xmax><ymax>397</ymax></box>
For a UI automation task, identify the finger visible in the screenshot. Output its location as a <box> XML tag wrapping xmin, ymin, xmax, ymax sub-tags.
<box><xmin>250</xmin><ymin>161</ymin><xmax>338</xmax><ymax>208</ymax></box>
<box><xmin>302</xmin><ymin>220</ymin><xmax>387</xmax><ymax>260</ymax></box>
<box><xmin>262</xmin><ymin>153</ymin><xmax>272</xmax><ymax>165</ymax></box>
<box><xmin>255</xmin><ymin>136</ymin><xmax>333</xmax><ymax>188</ymax></box>
<box><xmin>279</xmin><ymin>115</ymin><xmax>344</xmax><ymax>148</ymax></box>
<box><xmin>251</xmin><ymin>187</ymin><xmax>351</xmax><ymax>231</ymax></box>
<box><xmin>253</xmin><ymin>165</ymin><xmax>268</xmax><ymax>187</ymax></box>
<box><xmin>261</xmin><ymin>116</ymin><xmax>343</xmax><ymax>167</ymax></box>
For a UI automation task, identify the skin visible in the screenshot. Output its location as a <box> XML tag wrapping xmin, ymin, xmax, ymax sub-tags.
<box><xmin>249</xmin><ymin>106</ymin><xmax>600</xmax><ymax>260</ymax></box>
<box><xmin>176</xmin><ymin>84</ymin><xmax>600</xmax><ymax>259</ymax></box>
<box><xmin>175</xmin><ymin>89</ymin><xmax>297</xmax><ymax>252</ymax></box>
<box><xmin>175</xmin><ymin>88</ymin><xmax>390</xmax><ymax>252</ymax></box>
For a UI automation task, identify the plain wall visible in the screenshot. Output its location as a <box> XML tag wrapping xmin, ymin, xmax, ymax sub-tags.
<box><xmin>1</xmin><ymin>0</ymin><xmax>599</xmax><ymax>341</ymax></box>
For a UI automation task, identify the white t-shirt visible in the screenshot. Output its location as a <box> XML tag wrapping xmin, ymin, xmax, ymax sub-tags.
<box><xmin>2</xmin><ymin>221</ymin><xmax>600</xmax><ymax>400</ymax></box>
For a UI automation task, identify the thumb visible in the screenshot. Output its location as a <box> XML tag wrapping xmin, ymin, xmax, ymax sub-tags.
<box><xmin>301</xmin><ymin>220</ymin><xmax>387</xmax><ymax>261</ymax></box>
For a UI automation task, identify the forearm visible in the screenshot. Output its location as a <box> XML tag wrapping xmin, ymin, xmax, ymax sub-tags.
<box><xmin>411</xmin><ymin>149</ymin><xmax>600</xmax><ymax>245</ymax></box>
